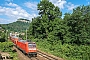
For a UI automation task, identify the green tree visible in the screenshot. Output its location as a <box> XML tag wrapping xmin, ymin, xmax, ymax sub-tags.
<box><xmin>64</xmin><ymin>5</ymin><xmax>90</xmax><ymax>44</ymax></box>
<box><xmin>38</xmin><ymin>0</ymin><xmax>62</xmax><ymax>20</ymax></box>
<box><xmin>28</xmin><ymin>0</ymin><xmax>64</xmax><ymax>40</ymax></box>
<box><xmin>37</xmin><ymin>0</ymin><xmax>63</xmax><ymax>39</ymax></box>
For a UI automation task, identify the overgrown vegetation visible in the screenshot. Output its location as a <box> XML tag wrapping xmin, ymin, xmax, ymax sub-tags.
<box><xmin>33</xmin><ymin>39</ymin><xmax>90</xmax><ymax>60</ymax></box>
<box><xmin>27</xmin><ymin>0</ymin><xmax>90</xmax><ymax>60</ymax></box>
<box><xmin>0</xmin><ymin>42</ymin><xmax>18</xmax><ymax>60</ymax></box>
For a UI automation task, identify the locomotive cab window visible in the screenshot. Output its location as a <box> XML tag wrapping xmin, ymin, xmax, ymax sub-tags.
<box><xmin>28</xmin><ymin>43</ymin><xmax>36</xmax><ymax>48</ymax></box>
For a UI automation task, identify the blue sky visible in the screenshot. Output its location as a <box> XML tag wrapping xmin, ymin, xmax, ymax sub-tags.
<box><xmin>0</xmin><ymin>0</ymin><xmax>90</xmax><ymax>24</ymax></box>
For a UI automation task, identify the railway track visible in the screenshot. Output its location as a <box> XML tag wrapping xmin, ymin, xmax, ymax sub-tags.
<box><xmin>37</xmin><ymin>50</ymin><xmax>62</xmax><ymax>60</ymax></box>
<box><xmin>13</xmin><ymin>46</ymin><xmax>62</xmax><ymax>60</ymax></box>
<box><xmin>38</xmin><ymin>51</ymin><xmax>57</xmax><ymax>60</ymax></box>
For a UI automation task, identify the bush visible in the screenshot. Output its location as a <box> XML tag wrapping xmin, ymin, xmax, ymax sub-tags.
<box><xmin>0</xmin><ymin>42</ymin><xmax>13</xmax><ymax>52</ymax></box>
<box><xmin>0</xmin><ymin>41</ymin><xmax>18</xmax><ymax>60</ymax></box>
<box><xmin>32</xmin><ymin>38</ymin><xmax>90</xmax><ymax>60</ymax></box>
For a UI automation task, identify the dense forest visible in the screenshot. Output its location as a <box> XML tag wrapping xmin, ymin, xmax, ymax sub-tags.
<box><xmin>27</xmin><ymin>0</ymin><xmax>90</xmax><ymax>60</ymax></box>
<box><xmin>0</xmin><ymin>18</ymin><xmax>30</xmax><ymax>32</ymax></box>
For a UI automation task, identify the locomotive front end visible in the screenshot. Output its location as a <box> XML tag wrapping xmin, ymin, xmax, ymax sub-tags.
<box><xmin>28</xmin><ymin>42</ymin><xmax>37</xmax><ymax>57</ymax></box>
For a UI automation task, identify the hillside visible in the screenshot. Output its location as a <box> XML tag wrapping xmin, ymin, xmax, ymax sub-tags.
<box><xmin>0</xmin><ymin>20</ymin><xmax>30</xmax><ymax>32</ymax></box>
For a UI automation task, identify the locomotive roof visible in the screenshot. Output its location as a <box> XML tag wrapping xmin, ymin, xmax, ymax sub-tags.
<box><xmin>19</xmin><ymin>40</ymin><xmax>27</xmax><ymax>42</ymax></box>
<box><xmin>18</xmin><ymin>39</ymin><xmax>36</xmax><ymax>44</ymax></box>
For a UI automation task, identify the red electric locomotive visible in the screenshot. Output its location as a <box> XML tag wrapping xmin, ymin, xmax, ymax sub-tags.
<box><xmin>10</xmin><ymin>34</ymin><xmax>37</xmax><ymax>57</ymax></box>
<box><xmin>17</xmin><ymin>40</ymin><xmax>37</xmax><ymax>57</ymax></box>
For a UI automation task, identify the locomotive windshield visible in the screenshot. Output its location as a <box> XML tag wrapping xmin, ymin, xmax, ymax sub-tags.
<box><xmin>28</xmin><ymin>43</ymin><xmax>36</xmax><ymax>48</ymax></box>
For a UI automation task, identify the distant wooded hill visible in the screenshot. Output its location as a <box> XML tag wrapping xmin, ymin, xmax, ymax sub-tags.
<box><xmin>0</xmin><ymin>19</ymin><xmax>30</xmax><ymax>32</ymax></box>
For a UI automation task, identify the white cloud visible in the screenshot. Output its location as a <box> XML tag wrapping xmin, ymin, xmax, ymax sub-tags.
<box><xmin>49</xmin><ymin>0</ymin><xmax>67</xmax><ymax>9</ymax></box>
<box><xmin>24</xmin><ymin>2</ymin><xmax>37</xmax><ymax>10</ymax></box>
<box><xmin>5</xmin><ymin>2</ymin><xmax>18</xmax><ymax>7</ymax></box>
<box><xmin>0</xmin><ymin>2</ymin><xmax>38</xmax><ymax>24</ymax></box>
<box><xmin>66</xmin><ymin>2</ymin><xmax>78</xmax><ymax>10</ymax></box>
<box><xmin>49</xmin><ymin>0</ymin><xmax>78</xmax><ymax>11</ymax></box>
